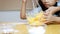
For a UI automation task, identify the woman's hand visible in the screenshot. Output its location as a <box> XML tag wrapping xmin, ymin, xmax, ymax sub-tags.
<box><xmin>44</xmin><ymin>14</ymin><xmax>56</xmax><ymax>24</ymax></box>
<box><xmin>45</xmin><ymin>6</ymin><xmax>60</xmax><ymax>15</ymax></box>
<box><xmin>43</xmin><ymin>6</ymin><xmax>60</xmax><ymax>24</ymax></box>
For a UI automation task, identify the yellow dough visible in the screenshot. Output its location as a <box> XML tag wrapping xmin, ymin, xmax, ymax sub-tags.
<box><xmin>27</xmin><ymin>11</ymin><xmax>46</xmax><ymax>25</ymax></box>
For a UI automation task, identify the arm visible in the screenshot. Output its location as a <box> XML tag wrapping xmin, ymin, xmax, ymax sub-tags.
<box><xmin>50</xmin><ymin>6</ymin><xmax>60</xmax><ymax>15</ymax></box>
<box><xmin>45</xmin><ymin>6</ymin><xmax>60</xmax><ymax>15</ymax></box>
<box><xmin>20</xmin><ymin>0</ymin><xmax>27</xmax><ymax>19</ymax></box>
<box><xmin>44</xmin><ymin>6</ymin><xmax>60</xmax><ymax>24</ymax></box>
<box><xmin>54</xmin><ymin>17</ymin><xmax>60</xmax><ymax>23</ymax></box>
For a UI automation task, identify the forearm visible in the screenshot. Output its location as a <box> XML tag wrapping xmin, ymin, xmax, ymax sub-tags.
<box><xmin>50</xmin><ymin>6</ymin><xmax>60</xmax><ymax>14</ymax></box>
<box><xmin>54</xmin><ymin>17</ymin><xmax>60</xmax><ymax>23</ymax></box>
<box><xmin>20</xmin><ymin>0</ymin><xmax>27</xmax><ymax>19</ymax></box>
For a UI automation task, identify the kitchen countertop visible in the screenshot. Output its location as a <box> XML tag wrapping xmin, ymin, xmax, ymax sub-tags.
<box><xmin>0</xmin><ymin>22</ymin><xmax>60</xmax><ymax>34</ymax></box>
<box><xmin>0</xmin><ymin>22</ymin><xmax>28</xmax><ymax>34</ymax></box>
<box><xmin>45</xmin><ymin>24</ymin><xmax>60</xmax><ymax>34</ymax></box>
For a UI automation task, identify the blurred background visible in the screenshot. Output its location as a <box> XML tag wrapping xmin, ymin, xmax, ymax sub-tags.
<box><xmin>0</xmin><ymin>0</ymin><xmax>60</xmax><ymax>22</ymax></box>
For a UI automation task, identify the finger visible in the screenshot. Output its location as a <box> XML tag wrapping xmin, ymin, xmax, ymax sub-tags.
<box><xmin>43</xmin><ymin>16</ymin><xmax>47</xmax><ymax>19</ymax></box>
<box><xmin>43</xmin><ymin>13</ymin><xmax>49</xmax><ymax>16</ymax></box>
<box><xmin>44</xmin><ymin>21</ymin><xmax>52</xmax><ymax>25</ymax></box>
<box><xmin>44</xmin><ymin>20</ymin><xmax>50</xmax><ymax>23</ymax></box>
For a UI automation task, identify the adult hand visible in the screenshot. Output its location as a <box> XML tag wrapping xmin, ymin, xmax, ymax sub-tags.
<box><xmin>43</xmin><ymin>6</ymin><xmax>60</xmax><ymax>24</ymax></box>
<box><xmin>45</xmin><ymin>6</ymin><xmax>60</xmax><ymax>15</ymax></box>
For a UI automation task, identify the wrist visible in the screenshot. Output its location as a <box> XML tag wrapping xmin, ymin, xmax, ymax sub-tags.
<box><xmin>54</xmin><ymin>16</ymin><xmax>60</xmax><ymax>23</ymax></box>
